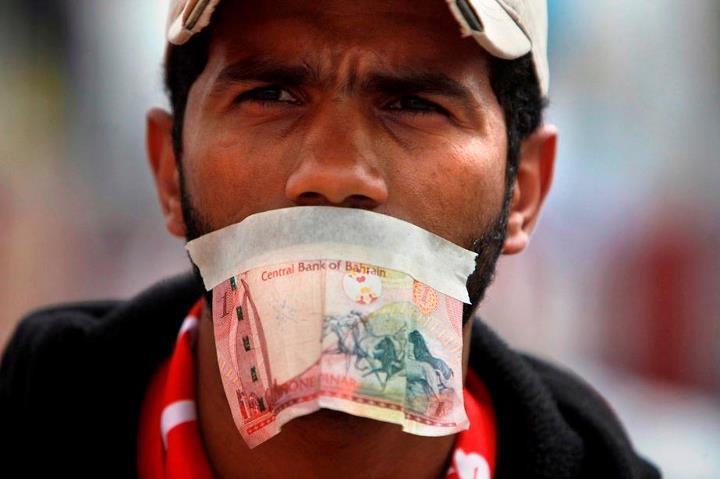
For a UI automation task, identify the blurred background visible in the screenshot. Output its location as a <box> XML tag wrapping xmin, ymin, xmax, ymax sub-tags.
<box><xmin>1</xmin><ymin>1</ymin><xmax>718</xmax><ymax>476</ymax></box>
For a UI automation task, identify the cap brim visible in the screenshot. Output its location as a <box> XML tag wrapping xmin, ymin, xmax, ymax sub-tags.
<box><xmin>445</xmin><ymin>0</ymin><xmax>547</xmax><ymax>95</ymax></box>
<box><xmin>167</xmin><ymin>0</ymin><xmax>221</xmax><ymax>45</ymax></box>
<box><xmin>446</xmin><ymin>0</ymin><xmax>531</xmax><ymax>59</ymax></box>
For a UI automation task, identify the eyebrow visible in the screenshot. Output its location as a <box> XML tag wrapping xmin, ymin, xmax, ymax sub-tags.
<box><xmin>211</xmin><ymin>56</ymin><xmax>319</xmax><ymax>94</ymax></box>
<box><xmin>359</xmin><ymin>71</ymin><xmax>475</xmax><ymax>104</ymax></box>
<box><xmin>210</xmin><ymin>55</ymin><xmax>478</xmax><ymax>106</ymax></box>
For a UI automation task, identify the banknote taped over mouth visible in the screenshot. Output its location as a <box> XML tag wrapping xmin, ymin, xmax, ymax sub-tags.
<box><xmin>186</xmin><ymin>206</ymin><xmax>478</xmax><ymax>448</ymax></box>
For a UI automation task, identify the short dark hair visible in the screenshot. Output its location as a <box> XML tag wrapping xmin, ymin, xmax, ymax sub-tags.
<box><xmin>489</xmin><ymin>53</ymin><xmax>546</xmax><ymax>190</ymax></box>
<box><xmin>163</xmin><ymin>30</ymin><xmax>545</xmax><ymax>193</ymax></box>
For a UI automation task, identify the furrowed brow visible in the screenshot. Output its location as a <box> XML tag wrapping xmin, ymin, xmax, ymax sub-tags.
<box><xmin>361</xmin><ymin>70</ymin><xmax>475</xmax><ymax>104</ymax></box>
<box><xmin>210</xmin><ymin>56</ymin><xmax>316</xmax><ymax>95</ymax></box>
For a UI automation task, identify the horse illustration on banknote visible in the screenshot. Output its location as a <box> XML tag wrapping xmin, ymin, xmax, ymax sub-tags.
<box><xmin>322</xmin><ymin>302</ymin><xmax>454</xmax><ymax>408</ymax></box>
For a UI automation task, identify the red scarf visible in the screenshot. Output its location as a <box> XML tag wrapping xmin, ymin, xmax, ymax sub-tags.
<box><xmin>138</xmin><ymin>301</ymin><xmax>497</xmax><ymax>478</ymax></box>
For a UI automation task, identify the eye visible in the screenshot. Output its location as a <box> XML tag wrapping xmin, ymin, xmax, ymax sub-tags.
<box><xmin>385</xmin><ymin>96</ymin><xmax>447</xmax><ymax>116</ymax></box>
<box><xmin>236</xmin><ymin>86</ymin><xmax>299</xmax><ymax>106</ymax></box>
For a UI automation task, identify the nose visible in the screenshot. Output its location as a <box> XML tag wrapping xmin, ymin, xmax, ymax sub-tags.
<box><xmin>285</xmin><ymin>102</ymin><xmax>389</xmax><ymax>209</ymax></box>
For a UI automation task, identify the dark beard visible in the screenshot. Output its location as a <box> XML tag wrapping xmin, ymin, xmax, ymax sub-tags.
<box><xmin>462</xmin><ymin>203</ymin><xmax>510</xmax><ymax>324</ymax></box>
<box><xmin>181</xmin><ymin>182</ymin><xmax>510</xmax><ymax>326</ymax></box>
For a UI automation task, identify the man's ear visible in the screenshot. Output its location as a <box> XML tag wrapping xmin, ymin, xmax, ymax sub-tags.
<box><xmin>503</xmin><ymin>124</ymin><xmax>557</xmax><ymax>255</ymax></box>
<box><xmin>146</xmin><ymin>107</ymin><xmax>187</xmax><ymax>238</ymax></box>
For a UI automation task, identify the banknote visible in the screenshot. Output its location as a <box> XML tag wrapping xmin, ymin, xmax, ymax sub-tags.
<box><xmin>211</xmin><ymin>259</ymin><xmax>469</xmax><ymax>448</ymax></box>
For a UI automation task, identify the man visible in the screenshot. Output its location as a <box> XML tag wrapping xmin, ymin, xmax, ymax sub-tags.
<box><xmin>0</xmin><ymin>0</ymin><xmax>661</xmax><ymax>478</ymax></box>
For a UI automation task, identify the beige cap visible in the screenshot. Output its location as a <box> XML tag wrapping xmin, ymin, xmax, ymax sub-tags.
<box><xmin>167</xmin><ymin>0</ymin><xmax>548</xmax><ymax>95</ymax></box>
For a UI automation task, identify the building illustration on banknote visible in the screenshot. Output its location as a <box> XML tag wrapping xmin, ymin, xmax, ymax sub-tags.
<box><xmin>231</xmin><ymin>276</ymin><xmax>274</xmax><ymax>426</ymax></box>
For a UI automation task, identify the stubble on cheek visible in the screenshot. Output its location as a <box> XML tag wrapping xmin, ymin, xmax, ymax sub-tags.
<box><xmin>425</xmin><ymin>132</ymin><xmax>507</xmax><ymax>252</ymax></box>
<box><xmin>179</xmin><ymin>122</ymin><xmax>294</xmax><ymax>235</ymax></box>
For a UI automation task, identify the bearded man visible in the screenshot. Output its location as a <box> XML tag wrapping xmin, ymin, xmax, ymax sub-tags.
<box><xmin>0</xmin><ymin>1</ymin><xmax>661</xmax><ymax>478</ymax></box>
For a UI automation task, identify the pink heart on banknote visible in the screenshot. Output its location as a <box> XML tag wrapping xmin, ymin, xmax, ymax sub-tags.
<box><xmin>342</xmin><ymin>270</ymin><xmax>382</xmax><ymax>304</ymax></box>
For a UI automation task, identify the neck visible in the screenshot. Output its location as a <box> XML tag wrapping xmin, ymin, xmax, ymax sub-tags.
<box><xmin>196</xmin><ymin>303</ymin><xmax>472</xmax><ymax>479</ymax></box>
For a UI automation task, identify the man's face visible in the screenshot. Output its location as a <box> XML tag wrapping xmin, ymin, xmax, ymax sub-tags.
<box><xmin>178</xmin><ymin>0</ymin><xmax>509</xmax><ymax>263</ymax></box>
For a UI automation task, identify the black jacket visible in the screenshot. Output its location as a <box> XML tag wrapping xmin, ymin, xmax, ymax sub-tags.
<box><xmin>0</xmin><ymin>272</ymin><xmax>660</xmax><ymax>478</ymax></box>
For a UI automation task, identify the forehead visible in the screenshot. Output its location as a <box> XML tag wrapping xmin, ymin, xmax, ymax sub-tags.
<box><xmin>205</xmin><ymin>0</ymin><xmax>491</xmax><ymax>82</ymax></box>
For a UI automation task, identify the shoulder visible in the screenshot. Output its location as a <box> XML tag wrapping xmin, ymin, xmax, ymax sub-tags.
<box><xmin>0</xmin><ymin>271</ymin><xmax>203</xmax><ymax>477</ymax></box>
<box><xmin>523</xmin><ymin>354</ymin><xmax>662</xmax><ymax>478</ymax></box>
<box><xmin>1</xmin><ymin>271</ymin><xmax>203</xmax><ymax>396</ymax></box>
<box><xmin>5</xmin><ymin>298</ymin><xmax>117</xmax><ymax>347</ymax></box>
<box><xmin>520</xmin><ymin>354</ymin><xmax>634</xmax><ymax>449</ymax></box>
<box><xmin>2</xmin><ymin>271</ymin><xmax>203</xmax><ymax>370</ymax></box>
<box><xmin>1</xmin><ymin>300</ymin><xmax>119</xmax><ymax>402</ymax></box>
<box><xmin>469</xmin><ymin>319</ymin><xmax>661</xmax><ymax>478</ymax></box>
<box><xmin>522</xmin><ymin>354</ymin><xmax>620</xmax><ymax>423</ymax></box>
<box><xmin>0</xmin><ymin>300</ymin><xmax>123</xmax><ymax>474</ymax></box>
<box><xmin>521</xmin><ymin>354</ymin><xmax>624</xmax><ymax>430</ymax></box>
